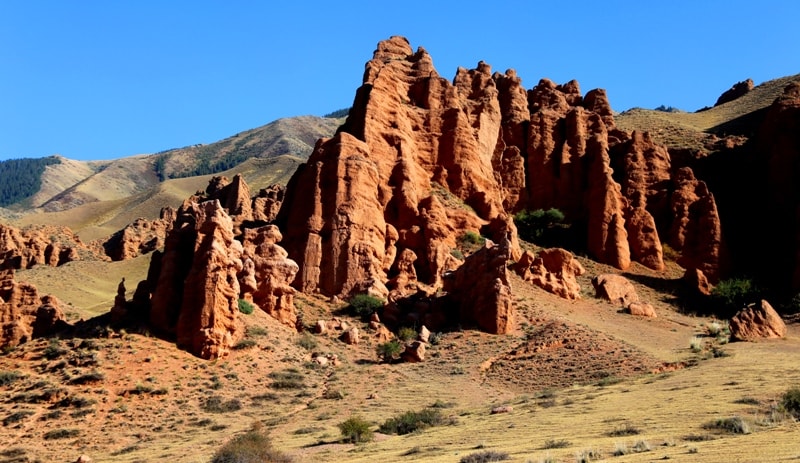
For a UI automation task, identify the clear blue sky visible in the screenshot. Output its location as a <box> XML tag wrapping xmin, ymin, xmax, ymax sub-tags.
<box><xmin>1</xmin><ymin>0</ymin><xmax>797</xmax><ymax>161</ymax></box>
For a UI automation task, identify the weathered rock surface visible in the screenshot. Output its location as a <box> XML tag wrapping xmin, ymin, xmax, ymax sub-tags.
<box><xmin>625</xmin><ymin>302</ymin><xmax>657</xmax><ymax>318</ymax></box>
<box><xmin>401</xmin><ymin>340</ymin><xmax>426</xmax><ymax>362</ymax></box>
<box><xmin>443</xmin><ymin>239</ymin><xmax>514</xmax><ymax>334</ymax></box>
<box><xmin>592</xmin><ymin>274</ymin><xmax>640</xmax><ymax>307</ymax></box>
<box><xmin>730</xmin><ymin>300</ymin><xmax>786</xmax><ymax>341</ymax></box>
<box><xmin>0</xmin><ymin>224</ymin><xmax>85</xmax><ymax>269</ymax></box>
<box><xmin>94</xmin><ymin>207</ymin><xmax>176</xmax><ymax>261</ymax></box>
<box><xmin>714</xmin><ymin>78</ymin><xmax>754</xmax><ymax>107</ymax></box>
<box><xmin>241</xmin><ymin>225</ymin><xmax>299</xmax><ymax>329</ymax></box>
<box><xmin>141</xmin><ymin>200</ymin><xmax>244</xmax><ymax>359</ymax></box>
<box><xmin>0</xmin><ymin>269</ymin><xmax>67</xmax><ymax>349</ymax></box>
<box><xmin>514</xmin><ymin>248</ymin><xmax>585</xmax><ymax>300</ymax></box>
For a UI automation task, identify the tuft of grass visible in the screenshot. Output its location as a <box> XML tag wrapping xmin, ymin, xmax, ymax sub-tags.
<box><xmin>296</xmin><ymin>333</ymin><xmax>317</xmax><ymax>351</ymax></box>
<box><xmin>575</xmin><ymin>448</ymin><xmax>601</xmax><ymax>463</ymax></box>
<box><xmin>397</xmin><ymin>326</ymin><xmax>417</xmax><ymax>342</ymax></box>
<box><xmin>607</xmin><ymin>422</ymin><xmax>641</xmax><ymax>437</ymax></box>
<box><xmin>704</xmin><ymin>416</ymin><xmax>751</xmax><ymax>434</ymax></box>
<box><xmin>211</xmin><ymin>423</ymin><xmax>292</xmax><ymax>463</ymax></box>
<box><xmin>542</xmin><ymin>439</ymin><xmax>571</xmax><ymax>449</ymax></box>
<box><xmin>246</xmin><ymin>326</ymin><xmax>268</xmax><ymax>337</ymax></box>
<box><xmin>43</xmin><ymin>428</ymin><xmax>80</xmax><ymax>440</ymax></box>
<box><xmin>203</xmin><ymin>395</ymin><xmax>243</xmax><ymax>413</ymax></box>
<box><xmin>3</xmin><ymin>410</ymin><xmax>34</xmax><ymax>426</ymax></box>
<box><xmin>459</xmin><ymin>450</ymin><xmax>510</xmax><ymax>463</ymax></box>
<box><xmin>689</xmin><ymin>337</ymin><xmax>704</xmax><ymax>353</ymax></box>
<box><xmin>734</xmin><ymin>397</ymin><xmax>761</xmax><ymax>406</ymax></box>
<box><xmin>0</xmin><ymin>370</ymin><xmax>22</xmax><ymax>387</ymax></box>
<box><xmin>337</xmin><ymin>416</ymin><xmax>373</xmax><ymax>444</ymax></box>
<box><xmin>268</xmin><ymin>369</ymin><xmax>305</xmax><ymax>390</ymax></box>
<box><xmin>234</xmin><ymin>339</ymin><xmax>258</xmax><ymax>350</ymax></box>
<box><xmin>632</xmin><ymin>440</ymin><xmax>651</xmax><ymax>453</ymax></box>
<box><xmin>376</xmin><ymin>340</ymin><xmax>402</xmax><ymax>363</ymax></box>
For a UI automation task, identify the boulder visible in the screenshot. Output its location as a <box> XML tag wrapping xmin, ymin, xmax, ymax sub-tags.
<box><xmin>592</xmin><ymin>274</ymin><xmax>639</xmax><ymax>307</ymax></box>
<box><xmin>729</xmin><ymin>300</ymin><xmax>786</xmax><ymax>342</ymax></box>
<box><xmin>625</xmin><ymin>302</ymin><xmax>657</xmax><ymax>318</ymax></box>
<box><xmin>401</xmin><ymin>341</ymin><xmax>426</xmax><ymax>362</ymax></box>
<box><xmin>93</xmin><ymin>207</ymin><xmax>176</xmax><ymax>261</ymax></box>
<box><xmin>714</xmin><ymin>78</ymin><xmax>754</xmax><ymax>106</ymax></box>
<box><xmin>515</xmin><ymin>248</ymin><xmax>585</xmax><ymax>300</ymax></box>
<box><xmin>340</xmin><ymin>327</ymin><xmax>360</xmax><ymax>345</ymax></box>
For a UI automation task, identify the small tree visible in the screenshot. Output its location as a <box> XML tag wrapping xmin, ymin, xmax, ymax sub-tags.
<box><xmin>513</xmin><ymin>208</ymin><xmax>565</xmax><ymax>243</ymax></box>
<box><xmin>337</xmin><ymin>416</ymin><xmax>373</xmax><ymax>443</ymax></box>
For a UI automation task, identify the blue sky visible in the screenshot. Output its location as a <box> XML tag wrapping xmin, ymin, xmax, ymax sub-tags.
<box><xmin>1</xmin><ymin>1</ymin><xmax>797</xmax><ymax>161</ymax></box>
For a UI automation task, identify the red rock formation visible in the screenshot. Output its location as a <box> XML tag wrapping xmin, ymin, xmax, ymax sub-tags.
<box><xmin>94</xmin><ymin>207</ymin><xmax>176</xmax><ymax>261</ymax></box>
<box><xmin>145</xmin><ymin>200</ymin><xmax>243</xmax><ymax>359</ymax></box>
<box><xmin>442</xmin><ymin>239</ymin><xmax>514</xmax><ymax>334</ymax></box>
<box><xmin>514</xmin><ymin>248</ymin><xmax>585</xmax><ymax>300</ymax></box>
<box><xmin>714</xmin><ymin>78</ymin><xmax>754</xmax><ymax>107</ymax></box>
<box><xmin>241</xmin><ymin>225</ymin><xmax>299</xmax><ymax>328</ymax></box>
<box><xmin>277</xmin><ymin>36</ymin><xmax>520</xmax><ymax>299</ymax></box>
<box><xmin>729</xmin><ymin>300</ymin><xmax>786</xmax><ymax>341</ymax></box>
<box><xmin>0</xmin><ymin>224</ymin><xmax>84</xmax><ymax>269</ymax></box>
<box><xmin>673</xmin><ymin>170</ymin><xmax>724</xmax><ymax>284</ymax></box>
<box><xmin>0</xmin><ymin>269</ymin><xmax>67</xmax><ymax>348</ymax></box>
<box><xmin>252</xmin><ymin>184</ymin><xmax>285</xmax><ymax>222</ymax></box>
<box><xmin>625</xmin><ymin>302</ymin><xmax>657</xmax><ymax>318</ymax></box>
<box><xmin>759</xmin><ymin>82</ymin><xmax>800</xmax><ymax>290</ymax></box>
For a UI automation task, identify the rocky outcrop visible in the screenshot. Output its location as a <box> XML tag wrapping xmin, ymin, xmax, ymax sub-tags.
<box><xmin>276</xmin><ymin>36</ymin><xmax>520</xmax><ymax>299</ymax></box>
<box><xmin>252</xmin><ymin>184</ymin><xmax>285</xmax><ymax>223</ymax></box>
<box><xmin>142</xmin><ymin>200</ymin><xmax>244</xmax><ymax>359</ymax></box>
<box><xmin>241</xmin><ymin>225</ymin><xmax>299</xmax><ymax>328</ymax></box>
<box><xmin>0</xmin><ymin>224</ymin><xmax>84</xmax><ymax>269</ymax></box>
<box><xmin>729</xmin><ymin>300</ymin><xmax>786</xmax><ymax>341</ymax></box>
<box><xmin>0</xmin><ymin>269</ymin><xmax>67</xmax><ymax>348</ymax></box>
<box><xmin>714</xmin><ymin>78</ymin><xmax>754</xmax><ymax>107</ymax></box>
<box><xmin>443</xmin><ymin>239</ymin><xmax>514</xmax><ymax>334</ymax></box>
<box><xmin>514</xmin><ymin>248</ymin><xmax>585</xmax><ymax>300</ymax></box>
<box><xmin>592</xmin><ymin>274</ymin><xmax>640</xmax><ymax>307</ymax></box>
<box><xmin>625</xmin><ymin>302</ymin><xmax>657</xmax><ymax>318</ymax></box>
<box><xmin>94</xmin><ymin>207</ymin><xmax>176</xmax><ymax>261</ymax></box>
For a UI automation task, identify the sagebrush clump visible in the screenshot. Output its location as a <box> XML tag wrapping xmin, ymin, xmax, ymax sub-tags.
<box><xmin>211</xmin><ymin>424</ymin><xmax>292</xmax><ymax>463</ymax></box>
<box><xmin>337</xmin><ymin>416</ymin><xmax>373</xmax><ymax>443</ymax></box>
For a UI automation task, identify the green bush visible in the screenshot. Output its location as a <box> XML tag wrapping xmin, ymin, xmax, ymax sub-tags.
<box><xmin>348</xmin><ymin>294</ymin><xmax>384</xmax><ymax>320</ymax></box>
<box><xmin>397</xmin><ymin>326</ymin><xmax>417</xmax><ymax>342</ymax></box>
<box><xmin>513</xmin><ymin>208</ymin><xmax>565</xmax><ymax>243</ymax></box>
<box><xmin>337</xmin><ymin>416</ymin><xmax>373</xmax><ymax>443</ymax></box>
<box><xmin>376</xmin><ymin>340</ymin><xmax>402</xmax><ymax>362</ymax></box>
<box><xmin>711</xmin><ymin>278</ymin><xmax>761</xmax><ymax>313</ymax></box>
<box><xmin>782</xmin><ymin>387</ymin><xmax>800</xmax><ymax>418</ymax></box>
<box><xmin>378</xmin><ymin>408</ymin><xmax>453</xmax><ymax>435</ymax></box>
<box><xmin>459</xmin><ymin>231</ymin><xmax>484</xmax><ymax>246</ymax></box>
<box><xmin>238</xmin><ymin>299</ymin><xmax>255</xmax><ymax>315</ymax></box>
<box><xmin>211</xmin><ymin>424</ymin><xmax>292</xmax><ymax>463</ymax></box>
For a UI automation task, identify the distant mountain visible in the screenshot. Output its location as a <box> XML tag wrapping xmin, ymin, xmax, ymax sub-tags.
<box><xmin>0</xmin><ymin>115</ymin><xmax>342</xmax><ymax>214</ymax></box>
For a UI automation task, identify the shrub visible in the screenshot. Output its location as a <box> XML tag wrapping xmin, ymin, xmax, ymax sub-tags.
<box><xmin>514</xmin><ymin>208</ymin><xmax>565</xmax><ymax>243</ymax></box>
<box><xmin>234</xmin><ymin>339</ymin><xmax>257</xmax><ymax>350</ymax></box>
<box><xmin>704</xmin><ymin>416</ymin><xmax>750</xmax><ymax>434</ymax></box>
<box><xmin>376</xmin><ymin>340</ymin><xmax>402</xmax><ymax>362</ymax></box>
<box><xmin>211</xmin><ymin>424</ymin><xmax>292</xmax><ymax>463</ymax></box>
<box><xmin>450</xmin><ymin>248</ymin><xmax>464</xmax><ymax>260</ymax></box>
<box><xmin>397</xmin><ymin>326</ymin><xmax>417</xmax><ymax>342</ymax></box>
<box><xmin>710</xmin><ymin>278</ymin><xmax>761</xmax><ymax>314</ymax></box>
<box><xmin>296</xmin><ymin>333</ymin><xmax>317</xmax><ymax>351</ymax></box>
<box><xmin>268</xmin><ymin>369</ymin><xmax>305</xmax><ymax>390</ymax></box>
<box><xmin>459</xmin><ymin>450</ymin><xmax>510</xmax><ymax>463</ymax></box>
<box><xmin>203</xmin><ymin>396</ymin><xmax>243</xmax><ymax>413</ymax></box>
<box><xmin>43</xmin><ymin>340</ymin><xmax>67</xmax><ymax>360</ymax></box>
<box><xmin>0</xmin><ymin>370</ymin><xmax>22</xmax><ymax>386</ymax></box>
<box><xmin>607</xmin><ymin>422</ymin><xmax>641</xmax><ymax>437</ymax></box>
<box><xmin>43</xmin><ymin>428</ymin><xmax>80</xmax><ymax>440</ymax></box>
<box><xmin>781</xmin><ymin>387</ymin><xmax>800</xmax><ymax>418</ymax></box>
<box><xmin>378</xmin><ymin>408</ymin><xmax>453</xmax><ymax>435</ymax></box>
<box><xmin>348</xmin><ymin>294</ymin><xmax>384</xmax><ymax>320</ymax></box>
<box><xmin>3</xmin><ymin>410</ymin><xmax>34</xmax><ymax>426</ymax></box>
<box><xmin>337</xmin><ymin>416</ymin><xmax>373</xmax><ymax>443</ymax></box>
<box><xmin>459</xmin><ymin>231</ymin><xmax>485</xmax><ymax>247</ymax></box>
<box><xmin>238</xmin><ymin>299</ymin><xmax>255</xmax><ymax>315</ymax></box>
<box><xmin>246</xmin><ymin>326</ymin><xmax>268</xmax><ymax>337</ymax></box>
<box><xmin>542</xmin><ymin>439</ymin><xmax>571</xmax><ymax>449</ymax></box>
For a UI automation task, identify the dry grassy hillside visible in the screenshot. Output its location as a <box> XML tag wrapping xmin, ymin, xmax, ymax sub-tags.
<box><xmin>13</xmin><ymin>155</ymin><xmax>304</xmax><ymax>242</ymax></box>
<box><xmin>616</xmin><ymin>73</ymin><xmax>800</xmax><ymax>150</ymax></box>
<box><xmin>2</xmin><ymin>252</ymin><xmax>798</xmax><ymax>463</ymax></box>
